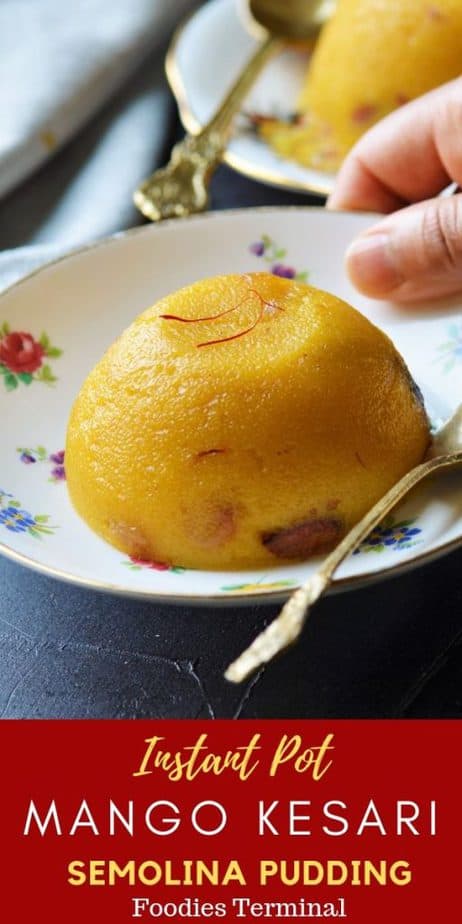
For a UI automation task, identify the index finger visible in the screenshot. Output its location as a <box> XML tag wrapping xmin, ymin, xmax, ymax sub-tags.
<box><xmin>328</xmin><ymin>77</ymin><xmax>462</xmax><ymax>213</ymax></box>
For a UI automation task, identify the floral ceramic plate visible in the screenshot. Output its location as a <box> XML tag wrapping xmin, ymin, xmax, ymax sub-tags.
<box><xmin>0</xmin><ymin>207</ymin><xmax>461</xmax><ymax>605</ymax></box>
<box><xmin>167</xmin><ymin>0</ymin><xmax>335</xmax><ymax>197</ymax></box>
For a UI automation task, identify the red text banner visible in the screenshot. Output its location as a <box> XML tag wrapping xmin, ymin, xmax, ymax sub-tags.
<box><xmin>0</xmin><ymin>720</ymin><xmax>460</xmax><ymax>922</ymax></box>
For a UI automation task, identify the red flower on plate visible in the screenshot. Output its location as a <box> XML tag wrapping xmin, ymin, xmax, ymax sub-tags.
<box><xmin>0</xmin><ymin>331</ymin><xmax>45</xmax><ymax>374</ymax></box>
<box><xmin>129</xmin><ymin>556</ymin><xmax>170</xmax><ymax>571</ymax></box>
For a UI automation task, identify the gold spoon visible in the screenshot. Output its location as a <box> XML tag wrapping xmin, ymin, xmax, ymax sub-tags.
<box><xmin>134</xmin><ymin>0</ymin><xmax>335</xmax><ymax>221</ymax></box>
<box><xmin>225</xmin><ymin>404</ymin><xmax>462</xmax><ymax>683</ymax></box>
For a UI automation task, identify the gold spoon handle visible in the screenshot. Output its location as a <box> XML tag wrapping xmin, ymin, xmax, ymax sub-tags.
<box><xmin>134</xmin><ymin>35</ymin><xmax>281</xmax><ymax>222</ymax></box>
<box><xmin>225</xmin><ymin>450</ymin><xmax>462</xmax><ymax>683</ymax></box>
<box><xmin>205</xmin><ymin>34</ymin><xmax>280</xmax><ymax>137</ymax></box>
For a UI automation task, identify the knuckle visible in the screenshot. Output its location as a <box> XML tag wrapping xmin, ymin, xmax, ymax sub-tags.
<box><xmin>434</xmin><ymin>85</ymin><xmax>462</xmax><ymax>185</ymax></box>
<box><xmin>439</xmin><ymin>83</ymin><xmax>462</xmax><ymax>132</ymax></box>
<box><xmin>421</xmin><ymin>198</ymin><xmax>462</xmax><ymax>271</ymax></box>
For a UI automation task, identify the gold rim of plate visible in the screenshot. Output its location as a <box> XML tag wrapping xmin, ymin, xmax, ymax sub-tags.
<box><xmin>165</xmin><ymin>5</ymin><xmax>335</xmax><ymax>198</ymax></box>
<box><xmin>0</xmin><ymin>210</ymin><xmax>460</xmax><ymax>604</ymax></box>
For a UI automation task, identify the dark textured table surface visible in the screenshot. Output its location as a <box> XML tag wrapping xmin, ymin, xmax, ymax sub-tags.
<box><xmin>2</xmin><ymin>162</ymin><xmax>462</xmax><ymax>719</ymax></box>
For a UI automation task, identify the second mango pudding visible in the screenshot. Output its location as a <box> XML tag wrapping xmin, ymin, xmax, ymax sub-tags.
<box><xmin>260</xmin><ymin>0</ymin><xmax>462</xmax><ymax>173</ymax></box>
<box><xmin>65</xmin><ymin>273</ymin><xmax>430</xmax><ymax>569</ymax></box>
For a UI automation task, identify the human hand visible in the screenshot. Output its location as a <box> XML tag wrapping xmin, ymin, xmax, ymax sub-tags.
<box><xmin>328</xmin><ymin>78</ymin><xmax>462</xmax><ymax>302</ymax></box>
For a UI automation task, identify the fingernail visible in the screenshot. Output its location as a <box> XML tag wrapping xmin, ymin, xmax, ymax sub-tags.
<box><xmin>345</xmin><ymin>233</ymin><xmax>403</xmax><ymax>296</ymax></box>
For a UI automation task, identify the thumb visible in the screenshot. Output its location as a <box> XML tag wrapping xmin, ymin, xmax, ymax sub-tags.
<box><xmin>345</xmin><ymin>195</ymin><xmax>462</xmax><ymax>302</ymax></box>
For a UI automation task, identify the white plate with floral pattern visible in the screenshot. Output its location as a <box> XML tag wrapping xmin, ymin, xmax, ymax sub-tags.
<box><xmin>0</xmin><ymin>207</ymin><xmax>461</xmax><ymax>605</ymax></box>
<box><xmin>167</xmin><ymin>0</ymin><xmax>335</xmax><ymax>197</ymax></box>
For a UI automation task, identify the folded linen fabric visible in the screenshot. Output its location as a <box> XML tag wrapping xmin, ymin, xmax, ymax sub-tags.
<box><xmin>0</xmin><ymin>0</ymin><xmax>196</xmax><ymax>248</ymax></box>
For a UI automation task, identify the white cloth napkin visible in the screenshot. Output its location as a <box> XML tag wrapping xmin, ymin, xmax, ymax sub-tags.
<box><xmin>0</xmin><ymin>245</ymin><xmax>65</xmax><ymax>292</ymax></box>
<box><xmin>0</xmin><ymin>0</ymin><xmax>195</xmax><ymax>249</ymax></box>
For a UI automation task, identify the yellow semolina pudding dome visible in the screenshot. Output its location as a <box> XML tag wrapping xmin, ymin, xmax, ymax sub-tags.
<box><xmin>260</xmin><ymin>0</ymin><xmax>462</xmax><ymax>172</ymax></box>
<box><xmin>66</xmin><ymin>273</ymin><xmax>430</xmax><ymax>570</ymax></box>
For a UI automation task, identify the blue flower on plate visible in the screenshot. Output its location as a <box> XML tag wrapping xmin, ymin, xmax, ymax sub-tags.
<box><xmin>0</xmin><ymin>505</ymin><xmax>36</xmax><ymax>533</ymax></box>
<box><xmin>0</xmin><ymin>491</ymin><xmax>56</xmax><ymax>538</ymax></box>
<box><xmin>436</xmin><ymin>321</ymin><xmax>462</xmax><ymax>373</ymax></box>
<box><xmin>354</xmin><ymin>517</ymin><xmax>423</xmax><ymax>555</ymax></box>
